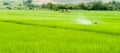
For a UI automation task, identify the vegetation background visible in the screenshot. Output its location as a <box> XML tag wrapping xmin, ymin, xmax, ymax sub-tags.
<box><xmin>0</xmin><ymin>0</ymin><xmax>120</xmax><ymax>53</ymax></box>
<box><xmin>0</xmin><ymin>0</ymin><xmax>120</xmax><ymax>11</ymax></box>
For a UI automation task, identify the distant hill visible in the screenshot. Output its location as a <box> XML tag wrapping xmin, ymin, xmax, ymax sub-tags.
<box><xmin>32</xmin><ymin>0</ymin><xmax>120</xmax><ymax>4</ymax></box>
<box><xmin>0</xmin><ymin>0</ymin><xmax>120</xmax><ymax>5</ymax></box>
<box><xmin>32</xmin><ymin>0</ymin><xmax>96</xmax><ymax>4</ymax></box>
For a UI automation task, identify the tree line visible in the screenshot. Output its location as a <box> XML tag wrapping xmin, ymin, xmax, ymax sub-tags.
<box><xmin>41</xmin><ymin>1</ymin><xmax>120</xmax><ymax>11</ymax></box>
<box><xmin>0</xmin><ymin>0</ymin><xmax>120</xmax><ymax>11</ymax></box>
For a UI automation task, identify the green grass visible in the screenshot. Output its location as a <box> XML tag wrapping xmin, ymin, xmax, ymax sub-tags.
<box><xmin>0</xmin><ymin>10</ymin><xmax>120</xmax><ymax>53</ymax></box>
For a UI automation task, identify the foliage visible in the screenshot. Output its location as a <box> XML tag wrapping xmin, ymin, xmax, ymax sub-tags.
<box><xmin>41</xmin><ymin>1</ymin><xmax>120</xmax><ymax>11</ymax></box>
<box><xmin>78</xmin><ymin>3</ymin><xmax>87</xmax><ymax>10</ymax></box>
<box><xmin>0</xmin><ymin>0</ymin><xmax>120</xmax><ymax>11</ymax></box>
<box><xmin>91</xmin><ymin>1</ymin><xmax>104</xmax><ymax>10</ymax></box>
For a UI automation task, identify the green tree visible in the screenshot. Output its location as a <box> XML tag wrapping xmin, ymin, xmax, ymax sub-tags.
<box><xmin>86</xmin><ymin>3</ymin><xmax>93</xmax><ymax>10</ymax></box>
<box><xmin>92</xmin><ymin>1</ymin><xmax>104</xmax><ymax>10</ymax></box>
<box><xmin>2</xmin><ymin>1</ymin><xmax>12</xmax><ymax>10</ymax></box>
<box><xmin>23</xmin><ymin>0</ymin><xmax>33</xmax><ymax>9</ymax></box>
<box><xmin>46</xmin><ymin>2</ymin><xmax>53</xmax><ymax>10</ymax></box>
<box><xmin>78</xmin><ymin>3</ymin><xmax>87</xmax><ymax>10</ymax></box>
<box><xmin>52</xmin><ymin>4</ymin><xmax>60</xmax><ymax>11</ymax></box>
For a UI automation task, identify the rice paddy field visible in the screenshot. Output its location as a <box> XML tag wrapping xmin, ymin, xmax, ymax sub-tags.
<box><xmin>0</xmin><ymin>10</ymin><xmax>120</xmax><ymax>53</ymax></box>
